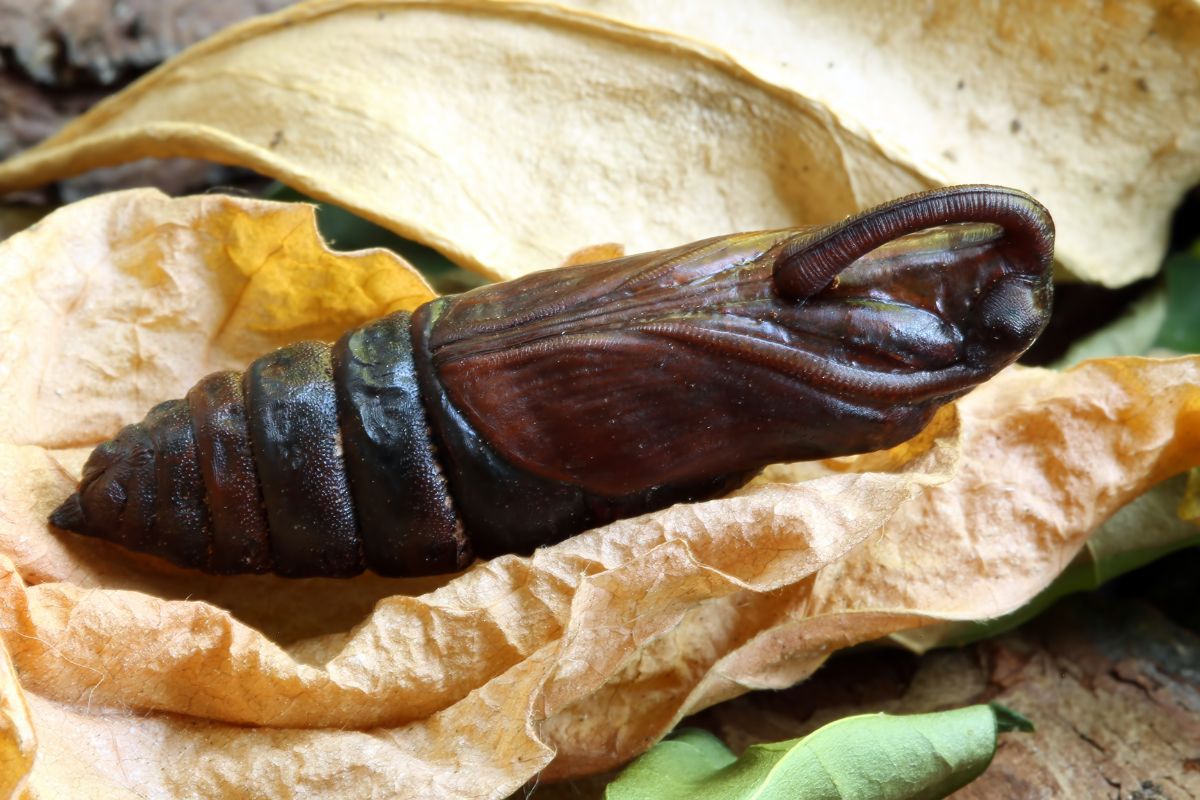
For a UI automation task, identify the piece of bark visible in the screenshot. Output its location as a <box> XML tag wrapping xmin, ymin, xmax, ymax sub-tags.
<box><xmin>0</xmin><ymin>0</ymin><xmax>299</xmax><ymax>197</ymax></box>
<box><xmin>0</xmin><ymin>0</ymin><xmax>300</xmax><ymax>89</ymax></box>
<box><xmin>0</xmin><ymin>0</ymin><xmax>299</xmax><ymax>153</ymax></box>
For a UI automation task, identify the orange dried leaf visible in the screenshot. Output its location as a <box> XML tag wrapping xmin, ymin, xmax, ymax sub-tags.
<box><xmin>1</xmin><ymin>193</ymin><xmax>1199</xmax><ymax>796</ymax></box>
<box><xmin>560</xmin><ymin>242</ymin><xmax>626</xmax><ymax>268</ymax></box>
<box><xmin>0</xmin><ymin>188</ymin><xmax>434</xmax><ymax>450</ymax></box>
<box><xmin>0</xmin><ymin>636</ymin><xmax>35</xmax><ymax>800</ymax></box>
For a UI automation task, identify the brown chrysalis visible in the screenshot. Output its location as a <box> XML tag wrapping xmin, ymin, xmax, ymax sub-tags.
<box><xmin>51</xmin><ymin>185</ymin><xmax>1054</xmax><ymax>577</ymax></box>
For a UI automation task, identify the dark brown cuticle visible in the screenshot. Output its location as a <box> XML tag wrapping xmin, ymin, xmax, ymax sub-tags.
<box><xmin>49</xmin><ymin>185</ymin><xmax>1054</xmax><ymax>578</ymax></box>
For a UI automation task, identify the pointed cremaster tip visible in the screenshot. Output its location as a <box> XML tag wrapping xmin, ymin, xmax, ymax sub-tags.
<box><xmin>48</xmin><ymin>492</ymin><xmax>85</xmax><ymax>532</ymax></box>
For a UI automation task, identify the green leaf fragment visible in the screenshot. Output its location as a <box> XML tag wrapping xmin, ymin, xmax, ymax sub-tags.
<box><xmin>1051</xmin><ymin>284</ymin><xmax>1167</xmax><ymax>368</ymax></box>
<box><xmin>0</xmin><ymin>204</ymin><xmax>49</xmax><ymax>243</ymax></box>
<box><xmin>607</xmin><ymin>705</ymin><xmax>1022</xmax><ymax>800</ymax></box>
<box><xmin>606</xmin><ymin>728</ymin><xmax>737</xmax><ymax>800</ymax></box>
<box><xmin>1180</xmin><ymin>468</ymin><xmax>1200</xmax><ymax>523</ymax></box>
<box><xmin>989</xmin><ymin>703</ymin><xmax>1034</xmax><ymax>734</ymax></box>
<box><xmin>1155</xmin><ymin>244</ymin><xmax>1200</xmax><ymax>354</ymax></box>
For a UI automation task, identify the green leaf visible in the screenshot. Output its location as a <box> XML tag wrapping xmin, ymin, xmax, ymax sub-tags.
<box><xmin>606</xmin><ymin>705</ymin><xmax>1022</xmax><ymax>800</ymax></box>
<box><xmin>0</xmin><ymin>204</ymin><xmax>48</xmax><ymax>243</ymax></box>
<box><xmin>1181</xmin><ymin>468</ymin><xmax>1200</xmax><ymax>523</ymax></box>
<box><xmin>1048</xmin><ymin>237</ymin><xmax>1200</xmax><ymax>368</ymax></box>
<box><xmin>1050</xmin><ymin>284</ymin><xmax>1167</xmax><ymax>368</ymax></box>
<box><xmin>1155</xmin><ymin>243</ymin><xmax>1200</xmax><ymax>354</ymax></box>
<box><xmin>989</xmin><ymin>703</ymin><xmax>1035</xmax><ymax>734</ymax></box>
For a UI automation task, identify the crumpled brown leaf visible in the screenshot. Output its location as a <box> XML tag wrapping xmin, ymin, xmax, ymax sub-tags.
<box><xmin>0</xmin><ymin>0</ymin><xmax>1195</xmax><ymax>286</ymax></box>
<box><xmin>2</xmin><ymin>191</ymin><xmax>1200</xmax><ymax>798</ymax></box>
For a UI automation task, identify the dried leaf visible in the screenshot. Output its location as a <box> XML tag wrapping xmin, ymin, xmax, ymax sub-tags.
<box><xmin>0</xmin><ymin>187</ymin><xmax>434</xmax><ymax>450</ymax></box>
<box><xmin>564</xmin><ymin>0</ymin><xmax>1200</xmax><ymax>288</ymax></box>
<box><xmin>0</xmin><ymin>636</ymin><xmax>35</xmax><ymax>800</ymax></box>
<box><xmin>261</xmin><ymin>184</ymin><xmax>490</xmax><ymax>296</ymax></box>
<box><xmin>2</xmin><ymin>1</ymin><xmax>1193</xmax><ymax>287</ymax></box>
<box><xmin>1</xmin><ymin>192</ymin><xmax>1199</xmax><ymax>797</ymax></box>
<box><xmin>889</xmin><ymin>474</ymin><xmax>1200</xmax><ymax>652</ymax></box>
<box><xmin>0</xmin><ymin>0</ymin><xmax>905</xmax><ymax>281</ymax></box>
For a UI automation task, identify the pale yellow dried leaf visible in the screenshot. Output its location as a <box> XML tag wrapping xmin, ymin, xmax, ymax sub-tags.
<box><xmin>0</xmin><ymin>1</ymin><xmax>1195</xmax><ymax>287</ymax></box>
<box><xmin>1083</xmin><ymin>475</ymin><xmax>1200</xmax><ymax>582</ymax></box>
<box><xmin>565</xmin><ymin>0</ymin><xmax>1200</xmax><ymax>287</ymax></box>
<box><xmin>1</xmin><ymin>192</ymin><xmax>1200</xmax><ymax>796</ymax></box>
<box><xmin>0</xmin><ymin>0</ymin><xmax>933</xmax><ymax>283</ymax></box>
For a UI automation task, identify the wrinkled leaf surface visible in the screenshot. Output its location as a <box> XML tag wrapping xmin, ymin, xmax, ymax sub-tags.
<box><xmin>1</xmin><ymin>192</ymin><xmax>1199</xmax><ymax>797</ymax></box>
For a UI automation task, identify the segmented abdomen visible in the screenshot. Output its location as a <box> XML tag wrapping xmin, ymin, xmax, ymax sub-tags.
<box><xmin>133</xmin><ymin>311</ymin><xmax>470</xmax><ymax>577</ymax></box>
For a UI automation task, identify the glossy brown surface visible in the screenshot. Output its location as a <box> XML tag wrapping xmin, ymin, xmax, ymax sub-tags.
<box><xmin>332</xmin><ymin>312</ymin><xmax>472</xmax><ymax>575</ymax></box>
<box><xmin>187</xmin><ymin>371</ymin><xmax>272</xmax><ymax>574</ymax></box>
<box><xmin>143</xmin><ymin>399</ymin><xmax>211</xmax><ymax>567</ymax></box>
<box><xmin>413</xmin><ymin>300</ymin><xmax>755</xmax><ymax>557</ymax></box>
<box><xmin>50</xmin><ymin>420</ymin><xmax>157</xmax><ymax>553</ymax></box>
<box><xmin>50</xmin><ymin>185</ymin><xmax>1055</xmax><ymax>576</ymax></box>
<box><xmin>244</xmin><ymin>341</ymin><xmax>362</xmax><ymax>577</ymax></box>
<box><xmin>429</xmin><ymin>186</ymin><xmax>1053</xmax><ymax>497</ymax></box>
